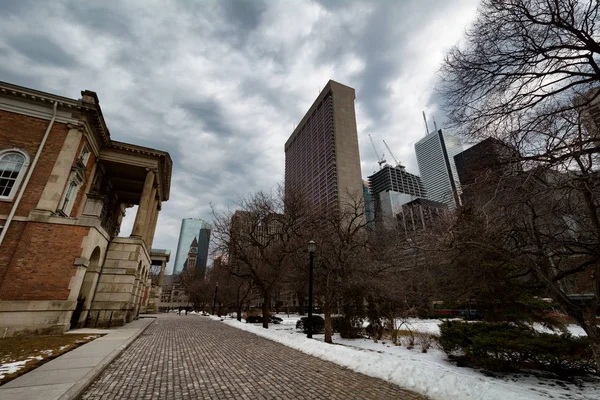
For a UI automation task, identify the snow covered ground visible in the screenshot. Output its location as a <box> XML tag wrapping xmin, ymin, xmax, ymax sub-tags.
<box><xmin>214</xmin><ymin>314</ymin><xmax>599</xmax><ymax>400</ymax></box>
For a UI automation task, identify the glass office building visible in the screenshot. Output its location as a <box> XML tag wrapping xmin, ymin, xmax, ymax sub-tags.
<box><xmin>415</xmin><ymin>129</ymin><xmax>462</xmax><ymax>209</ymax></box>
<box><xmin>173</xmin><ymin>218</ymin><xmax>211</xmax><ymax>275</ymax></box>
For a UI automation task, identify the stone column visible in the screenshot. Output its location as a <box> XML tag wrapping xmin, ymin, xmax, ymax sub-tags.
<box><xmin>146</xmin><ymin>201</ymin><xmax>161</xmax><ymax>250</ymax></box>
<box><xmin>35</xmin><ymin>128</ymin><xmax>83</xmax><ymax>213</ymax></box>
<box><xmin>131</xmin><ymin>170</ymin><xmax>155</xmax><ymax>237</ymax></box>
<box><xmin>141</xmin><ymin>191</ymin><xmax>156</xmax><ymax>245</ymax></box>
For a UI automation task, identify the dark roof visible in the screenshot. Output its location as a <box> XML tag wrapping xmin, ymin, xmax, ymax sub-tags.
<box><xmin>403</xmin><ymin>198</ymin><xmax>448</xmax><ymax>209</ymax></box>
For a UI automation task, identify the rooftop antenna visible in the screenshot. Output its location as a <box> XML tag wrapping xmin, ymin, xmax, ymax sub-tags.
<box><xmin>382</xmin><ymin>139</ymin><xmax>404</xmax><ymax>170</ymax></box>
<box><xmin>432</xmin><ymin>116</ymin><xmax>438</xmax><ymax>132</ymax></box>
<box><xmin>422</xmin><ymin>111</ymin><xmax>430</xmax><ymax>136</ymax></box>
<box><xmin>368</xmin><ymin>134</ymin><xmax>386</xmax><ymax>169</ymax></box>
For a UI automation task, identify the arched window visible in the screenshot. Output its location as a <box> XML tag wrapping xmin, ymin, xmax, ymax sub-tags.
<box><xmin>0</xmin><ymin>149</ymin><xmax>30</xmax><ymax>201</ymax></box>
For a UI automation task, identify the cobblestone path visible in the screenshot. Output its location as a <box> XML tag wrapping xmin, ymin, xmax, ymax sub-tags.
<box><xmin>80</xmin><ymin>314</ymin><xmax>426</xmax><ymax>400</ymax></box>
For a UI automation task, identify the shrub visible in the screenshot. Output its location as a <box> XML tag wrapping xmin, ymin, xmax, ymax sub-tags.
<box><xmin>245</xmin><ymin>315</ymin><xmax>283</xmax><ymax>324</ymax></box>
<box><xmin>365</xmin><ymin>323</ymin><xmax>384</xmax><ymax>342</ymax></box>
<box><xmin>416</xmin><ymin>332</ymin><xmax>434</xmax><ymax>353</ymax></box>
<box><xmin>438</xmin><ymin>321</ymin><xmax>597</xmax><ymax>376</ymax></box>
<box><xmin>296</xmin><ymin>315</ymin><xmax>325</xmax><ymax>334</ymax></box>
<box><xmin>338</xmin><ymin>316</ymin><xmax>364</xmax><ymax>338</ymax></box>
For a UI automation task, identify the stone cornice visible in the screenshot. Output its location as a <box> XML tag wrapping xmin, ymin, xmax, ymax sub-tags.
<box><xmin>0</xmin><ymin>81</ymin><xmax>172</xmax><ymax>203</ymax></box>
<box><xmin>0</xmin><ymin>81</ymin><xmax>111</xmax><ymax>148</ymax></box>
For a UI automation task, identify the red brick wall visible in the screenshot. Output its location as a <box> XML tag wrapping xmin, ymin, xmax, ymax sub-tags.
<box><xmin>0</xmin><ymin>221</ymin><xmax>89</xmax><ymax>301</ymax></box>
<box><xmin>0</xmin><ymin>110</ymin><xmax>70</xmax><ymax>217</ymax></box>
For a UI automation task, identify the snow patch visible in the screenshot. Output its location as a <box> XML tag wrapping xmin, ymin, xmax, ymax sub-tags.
<box><xmin>0</xmin><ymin>359</ymin><xmax>31</xmax><ymax>380</ymax></box>
<box><xmin>222</xmin><ymin>316</ymin><xmax>599</xmax><ymax>400</ymax></box>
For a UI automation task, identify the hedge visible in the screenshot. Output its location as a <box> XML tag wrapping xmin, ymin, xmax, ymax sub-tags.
<box><xmin>438</xmin><ymin>321</ymin><xmax>596</xmax><ymax>376</ymax></box>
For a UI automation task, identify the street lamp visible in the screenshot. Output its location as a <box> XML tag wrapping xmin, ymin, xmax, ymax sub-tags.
<box><xmin>307</xmin><ymin>240</ymin><xmax>316</xmax><ymax>338</ymax></box>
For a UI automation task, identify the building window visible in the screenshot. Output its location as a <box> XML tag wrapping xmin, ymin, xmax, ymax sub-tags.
<box><xmin>78</xmin><ymin>144</ymin><xmax>91</xmax><ymax>166</ymax></box>
<box><xmin>0</xmin><ymin>149</ymin><xmax>30</xmax><ymax>201</ymax></box>
<box><xmin>58</xmin><ymin>171</ymin><xmax>83</xmax><ymax>216</ymax></box>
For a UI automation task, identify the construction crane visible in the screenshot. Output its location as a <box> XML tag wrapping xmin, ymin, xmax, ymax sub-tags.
<box><xmin>368</xmin><ymin>134</ymin><xmax>386</xmax><ymax>169</ymax></box>
<box><xmin>382</xmin><ymin>139</ymin><xmax>403</xmax><ymax>169</ymax></box>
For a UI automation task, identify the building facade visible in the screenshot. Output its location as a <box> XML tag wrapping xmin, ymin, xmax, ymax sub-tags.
<box><xmin>453</xmin><ymin>138</ymin><xmax>517</xmax><ymax>204</ymax></box>
<box><xmin>368</xmin><ymin>165</ymin><xmax>427</xmax><ymax>228</ymax></box>
<box><xmin>414</xmin><ymin>129</ymin><xmax>462</xmax><ymax>208</ymax></box>
<box><xmin>397</xmin><ymin>198</ymin><xmax>448</xmax><ymax>233</ymax></box>
<box><xmin>284</xmin><ymin>80</ymin><xmax>363</xmax><ymax>215</ymax></box>
<box><xmin>0</xmin><ymin>81</ymin><xmax>172</xmax><ymax>335</ymax></box>
<box><xmin>173</xmin><ymin>218</ymin><xmax>211</xmax><ymax>275</ymax></box>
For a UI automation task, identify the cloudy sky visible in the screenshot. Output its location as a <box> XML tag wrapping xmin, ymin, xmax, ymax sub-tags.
<box><xmin>0</xmin><ymin>0</ymin><xmax>478</xmax><ymax>273</ymax></box>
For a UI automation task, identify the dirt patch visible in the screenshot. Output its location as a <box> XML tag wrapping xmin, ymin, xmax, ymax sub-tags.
<box><xmin>0</xmin><ymin>334</ymin><xmax>102</xmax><ymax>386</ymax></box>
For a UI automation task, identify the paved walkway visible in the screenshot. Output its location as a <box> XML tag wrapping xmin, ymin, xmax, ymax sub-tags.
<box><xmin>80</xmin><ymin>314</ymin><xmax>425</xmax><ymax>400</ymax></box>
<box><xmin>0</xmin><ymin>318</ymin><xmax>154</xmax><ymax>400</ymax></box>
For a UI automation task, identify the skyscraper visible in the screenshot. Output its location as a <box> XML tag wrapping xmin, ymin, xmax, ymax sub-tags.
<box><xmin>368</xmin><ymin>165</ymin><xmax>427</xmax><ymax>228</ymax></box>
<box><xmin>284</xmin><ymin>80</ymin><xmax>363</xmax><ymax>215</ymax></box>
<box><xmin>173</xmin><ymin>218</ymin><xmax>211</xmax><ymax>275</ymax></box>
<box><xmin>415</xmin><ymin>129</ymin><xmax>462</xmax><ymax>208</ymax></box>
<box><xmin>454</xmin><ymin>138</ymin><xmax>518</xmax><ymax>205</ymax></box>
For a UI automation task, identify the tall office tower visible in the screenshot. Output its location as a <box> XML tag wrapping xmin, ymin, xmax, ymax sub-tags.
<box><xmin>285</xmin><ymin>80</ymin><xmax>363</xmax><ymax>215</ymax></box>
<box><xmin>454</xmin><ymin>138</ymin><xmax>518</xmax><ymax>204</ymax></box>
<box><xmin>173</xmin><ymin>218</ymin><xmax>211</xmax><ymax>275</ymax></box>
<box><xmin>368</xmin><ymin>165</ymin><xmax>427</xmax><ymax>228</ymax></box>
<box><xmin>415</xmin><ymin>129</ymin><xmax>462</xmax><ymax>208</ymax></box>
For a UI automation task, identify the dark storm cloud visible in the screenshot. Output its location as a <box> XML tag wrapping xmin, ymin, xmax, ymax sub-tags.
<box><xmin>350</xmin><ymin>1</ymin><xmax>459</xmax><ymax>126</ymax></box>
<box><xmin>0</xmin><ymin>0</ymin><xmax>36</xmax><ymax>16</ymax></box>
<box><xmin>219</xmin><ymin>0</ymin><xmax>267</xmax><ymax>32</ymax></box>
<box><xmin>67</xmin><ymin>3</ymin><xmax>133</xmax><ymax>39</ymax></box>
<box><xmin>0</xmin><ymin>65</ymin><xmax>42</xmax><ymax>89</ymax></box>
<box><xmin>6</xmin><ymin>34</ymin><xmax>78</xmax><ymax>68</ymax></box>
<box><xmin>0</xmin><ymin>0</ymin><xmax>478</xmax><ymax>272</ymax></box>
<box><xmin>180</xmin><ymin>99</ymin><xmax>234</xmax><ymax>138</ymax></box>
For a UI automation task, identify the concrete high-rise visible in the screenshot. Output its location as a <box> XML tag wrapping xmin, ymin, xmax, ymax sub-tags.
<box><xmin>285</xmin><ymin>80</ymin><xmax>363</xmax><ymax>215</ymax></box>
<box><xmin>415</xmin><ymin>129</ymin><xmax>462</xmax><ymax>208</ymax></box>
<box><xmin>173</xmin><ymin>218</ymin><xmax>211</xmax><ymax>275</ymax></box>
<box><xmin>368</xmin><ymin>165</ymin><xmax>427</xmax><ymax>228</ymax></box>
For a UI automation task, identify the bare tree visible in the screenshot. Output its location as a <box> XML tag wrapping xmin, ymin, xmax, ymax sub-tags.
<box><xmin>211</xmin><ymin>187</ymin><xmax>308</xmax><ymax>328</ymax></box>
<box><xmin>310</xmin><ymin>192</ymin><xmax>372</xmax><ymax>343</ymax></box>
<box><xmin>440</xmin><ymin>0</ymin><xmax>600</xmax><ymax>368</ymax></box>
<box><xmin>441</xmin><ymin>0</ymin><xmax>600</xmax><ymax>143</ymax></box>
<box><xmin>211</xmin><ymin>255</ymin><xmax>255</xmax><ymax>320</ymax></box>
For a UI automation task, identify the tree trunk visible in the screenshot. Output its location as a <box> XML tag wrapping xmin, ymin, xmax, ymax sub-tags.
<box><xmin>581</xmin><ymin>309</ymin><xmax>600</xmax><ymax>371</ymax></box>
<box><xmin>297</xmin><ymin>290</ymin><xmax>305</xmax><ymax>315</ymax></box>
<box><xmin>324</xmin><ymin>306</ymin><xmax>333</xmax><ymax>343</ymax></box>
<box><xmin>262</xmin><ymin>292</ymin><xmax>270</xmax><ymax>329</ymax></box>
<box><xmin>236</xmin><ymin>304</ymin><xmax>242</xmax><ymax>321</ymax></box>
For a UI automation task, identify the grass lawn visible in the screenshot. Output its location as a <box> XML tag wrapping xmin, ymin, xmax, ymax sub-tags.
<box><xmin>0</xmin><ymin>334</ymin><xmax>102</xmax><ymax>386</ymax></box>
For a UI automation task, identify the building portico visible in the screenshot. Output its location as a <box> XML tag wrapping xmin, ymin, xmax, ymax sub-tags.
<box><xmin>0</xmin><ymin>81</ymin><xmax>172</xmax><ymax>335</ymax></box>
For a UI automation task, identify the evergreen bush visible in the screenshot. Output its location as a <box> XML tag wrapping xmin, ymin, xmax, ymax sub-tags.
<box><xmin>438</xmin><ymin>321</ymin><xmax>596</xmax><ymax>376</ymax></box>
<box><xmin>296</xmin><ymin>315</ymin><xmax>325</xmax><ymax>334</ymax></box>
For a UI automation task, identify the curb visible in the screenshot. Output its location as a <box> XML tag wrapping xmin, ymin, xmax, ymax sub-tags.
<box><xmin>57</xmin><ymin>318</ymin><xmax>155</xmax><ymax>400</ymax></box>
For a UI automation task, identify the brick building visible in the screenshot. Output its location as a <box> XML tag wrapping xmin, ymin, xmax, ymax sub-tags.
<box><xmin>0</xmin><ymin>81</ymin><xmax>172</xmax><ymax>335</ymax></box>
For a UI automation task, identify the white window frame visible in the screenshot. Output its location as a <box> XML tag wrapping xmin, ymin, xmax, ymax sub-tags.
<box><xmin>78</xmin><ymin>144</ymin><xmax>90</xmax><ymax>166</ymax></box>
<box><xmin>57</xmin><ymin>171</ymin><xmax>84</xmax><ymax>217</ymax></box>
<box><xmin>0</xmin><ymin>149</ymin><xmax>31</xmax><ymax>202</ymax></box>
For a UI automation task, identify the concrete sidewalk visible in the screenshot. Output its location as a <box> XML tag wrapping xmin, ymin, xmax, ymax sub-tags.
<box><xmin>0</xmin><ymin>317</ymin><xmax>155</xmax><ymax>400</ymax></box>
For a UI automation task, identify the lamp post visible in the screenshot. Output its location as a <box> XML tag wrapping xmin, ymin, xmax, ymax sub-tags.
<box><xmin>307</xmin><ymin>240</ymin><xmax>316</xmax><ymax>338</ymax></box>
<box><xmin>212</xmin><ymin>282</ymin><xmax>219</xmax><ymax>316</ymax></box>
